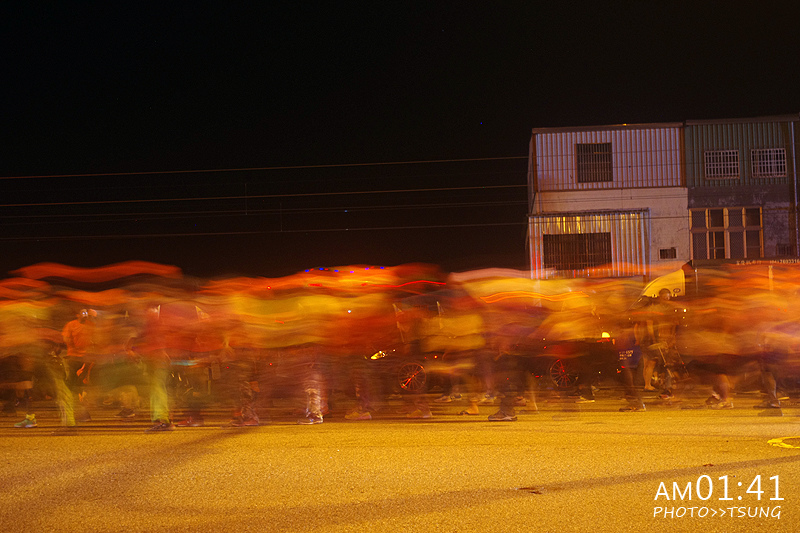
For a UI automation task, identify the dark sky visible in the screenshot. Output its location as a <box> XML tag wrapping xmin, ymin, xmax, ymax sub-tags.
<box><xmin>2</xmin><ymin>2</ymin><xmax>798</xmax><ymax>279</ymax></box>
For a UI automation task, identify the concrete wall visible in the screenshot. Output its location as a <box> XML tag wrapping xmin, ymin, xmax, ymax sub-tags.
<box><xmin>532</xmin><ymin>187</ymin><xmax>690</xmax><ymax>271</ymax></box>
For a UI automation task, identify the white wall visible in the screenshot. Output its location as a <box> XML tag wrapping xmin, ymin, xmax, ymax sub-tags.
<box><xmin>532</xmin><ymin>187</ymin><xmax>690</xmax><ymax>273</ymax></box>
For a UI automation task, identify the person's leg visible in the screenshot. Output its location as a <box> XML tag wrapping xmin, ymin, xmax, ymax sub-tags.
<box><xmin>642</xmin><ymin>351</ymin><xmax>657</xmax><ymax>391</ymax></box>
<box><xmin>711</xmin><ymin>373</ymin><xmax>732</xmax><ymax>408</ymax></box>
<box><xmin>756</xmin><ymin>357</ymin><xmax>781</xmax><ymax>407</ymax></box>
<box><xmin>488</xmin><ymin>354</ymin><xmax>518</xmax><ymax>421</ymax></box>
<box><xmin>145</xmin><ymin>354</ymin><xmax>173</xmax><ymax>431</ymax></box>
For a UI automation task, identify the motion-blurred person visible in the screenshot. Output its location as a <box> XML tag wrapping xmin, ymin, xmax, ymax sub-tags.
<box><xmin>296</xmin><ymin>344</ymin><xmax>327</xmax><ymax>424</ymax></box>
<box><xmin>681</xmin><ymin>303</ymin><xmax>755</xmax><ymax>410</ymax></box>
<box><xmin>754</xmin><ymin>295</ymin><xmax>800</xmax><ymax>410</ymax></box>
<box><xmin>3</xmin><ymin>354</ymin><xmax>37</xmax><ymax>427</ymax></box>
<box><xmin>135</xmin><ymin>303</ymin><xmax>175</xmax><ymax>432</ymax></box>
<box><xmin>483</xmin><ymin>318</ymin><xmax>536</xmax><ymax>421</ymax></box>
<box><xmin>108</xmin><ymin>331</ymin><xmax>145</xmax><ymax>419</ymax></box>
<box><xmin>641</xmin><ymin>289</ymin><xmax>681</xmax><ymax>400</ymax></box>
<box><xmin>616</xmin><ymin>316</ymin><xmax>646</xmax><ymax>411</ymax></box>
<box><xmin>61</xmin><ymin>308</ymin><xmax>97</xmax><ymax>423</ymax></box>
<box><xmin>486</xmin><ymin>352</ymin><xmax>526</xmax><ymax>421</ymax></box>
<box><xmin>421</xmin><ymin>291</ymin><xmax>487</xmax><ymax>416</ymax></box>
<box><xmin>1</xmin><ymin>300</ymin><xmax>46</xmax><ymax>427</ymax></box>
<box><xmin>220</xmin><ymin>346</ymin><xmax>262</xmax><ymax>427</ymax></box>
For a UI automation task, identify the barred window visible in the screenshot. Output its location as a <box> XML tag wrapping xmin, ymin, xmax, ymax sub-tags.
<box><xmin>575</xmin><ymin>143</ymin><xmax>613</xmax><ymax>183</ymax></box>
<box><xmin>543</xmin><ymin>233</ymin><xmax>612</xmax><ymax>271</ymax></box>
<box><xmin>751</xmin><ymin>148</ymin><xmax>786</xmax><ymax>178</ymax></box>
<box><xmin>704</xmin><ymin>150</ymin><xmax>739</xmax><ymax>179</ymax></box>
<box><xmin>690</xmin><ymin>207</ymin><xmax>762</xmax><ymax>260</ymax></box>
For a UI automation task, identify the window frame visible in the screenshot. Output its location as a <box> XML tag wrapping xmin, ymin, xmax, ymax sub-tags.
<box><xmin>751</xmin><ymin>148</ymin><xmax>787</xmax><ymax>178</ymax></box>
<box><xmin>542</xmin><ymin>232</ymin><xmax>613</xmax><ymax>271</ymax></box>
<box><xmin>689</xmin><ymin>207</ymin><xmax>763</xmax><ymax>260</ymax></box>
<box><xmin>575</xmin><ymin>142</ymin><xmax>613</xmax><ymax>183</ymax></box>
<box><xmin>703</xmin><ymin>149</ymin><xmax>740</xmax><ymax>180</ymax></box>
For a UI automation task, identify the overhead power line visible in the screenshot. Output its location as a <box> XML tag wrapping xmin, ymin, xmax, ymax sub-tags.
<box><xmin>0</xmin><ymin>221</ymin><xmax>528</xmax><ymax>242</ymax></box>
<box><xmin>0</xmin><ymin>156</ymin><xmax>528</xmax><ymax>180</ymax></box>
<box><xmin>0</xmin><ymin>184</ymin><xmax>526</xmax><ymax>209</ymax></box>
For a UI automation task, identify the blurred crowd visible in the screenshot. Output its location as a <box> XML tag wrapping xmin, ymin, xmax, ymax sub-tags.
<box><xmin>2</xmin><ymin>261</ymin><xmax>800</xmax><ymax>432</ymax></box>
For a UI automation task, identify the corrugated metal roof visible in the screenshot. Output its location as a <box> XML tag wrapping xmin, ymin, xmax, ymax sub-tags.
<box><xmin>685</xmin><ymin>113</ymin><xmax>799</xmax><ymax>125</ymax></box>
<box><xmin>532</xmin><ymin>122</ymin><xmax>682</xmax><ymax>134</ymax></box>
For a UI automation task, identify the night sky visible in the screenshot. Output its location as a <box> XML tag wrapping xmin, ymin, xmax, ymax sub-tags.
<box><xmin>2</xmin><ymin>2</ymin><xmax>798</xmax><ymax>279</ymax></box>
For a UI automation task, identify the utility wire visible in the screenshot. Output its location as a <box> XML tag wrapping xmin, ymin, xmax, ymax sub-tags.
<box><xmin>0</xmin><ymin>184</ymin><xmax>525</xmax><ymax>208</ymax></box>
<box><xmin>0</xmin><ymin>221</ymin><xmax>528</xmax><ymax>242</ymax></box>
<box><xmin>0</xmin><ymin>156</ymin><xmax>528</xmax><ymax>180</ymax></box>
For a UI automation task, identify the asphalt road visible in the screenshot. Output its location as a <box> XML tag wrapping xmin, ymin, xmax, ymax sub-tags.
<box><xmin>1</xmin><ymin>390</ymin><xmax>799</xmax><ymax>533</ymax></box>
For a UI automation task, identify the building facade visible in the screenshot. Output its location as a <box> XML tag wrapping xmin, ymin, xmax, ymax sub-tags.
<box><xmin>684</xmin><ymin>115</ymin><xmax>799</xmax><ymax>264</ymax></box>
<box><xmin>527</xmin><ymin>123</ymin><xmax>688</xmax><ymax>279</ymax></box>
<box><xmin>526</xmin><ymin>114</ymin><xmax>799</xmax><ymax>280</ymax></box>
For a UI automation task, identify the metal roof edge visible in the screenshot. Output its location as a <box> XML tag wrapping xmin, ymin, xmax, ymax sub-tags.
<box><xmin>684</xmin><ymin>113</ymin><xmax>800</xmax><ymax>125</ymax></box>
<box><xmin>528</xmin><ymin>208</ymin><xmax>650</xmax><ymax>218</ymax></box>
<box><xmin>531</xmin><ymin>113</ymin><xmax>800</xmax><ymax>134</ymax></box>
<box><xmin>531</xmin><ymin>122</ymin><xmax>682</xmax><ymax>134</ymax></box>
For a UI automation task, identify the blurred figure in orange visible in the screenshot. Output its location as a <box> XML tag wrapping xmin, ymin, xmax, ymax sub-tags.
<box><xmin>753</xmin><ymin>294</ymin><xmax>800</xmax><ymax>410</ymax></box>
<box><xmin>61</xmin><ymin>308</ymin><xmax>98</xmax><ymax>424</ymax></box>
<box><xmin>135</xmin><ymin>303</ymin><xmax>175</xmax><ymax>432</ymax></box>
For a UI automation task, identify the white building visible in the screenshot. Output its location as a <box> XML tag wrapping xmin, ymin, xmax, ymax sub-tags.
<box><xmin>527</xmin><ymin>122</ymin><xmax>688</xmax><ymax>279</ymax></box>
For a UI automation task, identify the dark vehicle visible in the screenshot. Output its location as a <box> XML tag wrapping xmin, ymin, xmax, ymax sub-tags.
<box><xmin>369</xmin><ymin>282</ymin><xmax>622</xmax><ymax>395</ymax></box>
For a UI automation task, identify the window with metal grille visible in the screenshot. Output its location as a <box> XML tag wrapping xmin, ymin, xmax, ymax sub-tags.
<box><xmin>575</xmin><ymin>143</ymin><xmax>613</xmax><ymax>183</ymax></box>
<box><xmin>543</xmin><ymin>233</ymin><xmax>612</xmax><ymax>271</ymax></box>
<box><xmin>659</xmin><ymin>247</ymin><xmax>677</xmax><ymax>260</ymax></box>
<box><xmin>689</xmin><ymin>207</ymin><xmax>762</xmax><ymax>260</ymax></box>
<box><xmin>704</xmin><ymin>150</ymin><xmax>740</xmax><ymax>179</ymax></box>
<box><xmin>751</xmin><ymin>148</ymin><xmax>786</xmax><ymax>178</ymax></box>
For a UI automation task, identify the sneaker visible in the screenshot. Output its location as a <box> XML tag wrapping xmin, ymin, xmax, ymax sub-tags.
<box><xmin>344</xmin><ymin>410</ymin><xmax>372</xmax><ymax>420</ymax></box>
<box><xmin>478</xmin><ymin>394</ymin><xmax>496</xmax><ymax>405</ymax></box>
<box><xmin>226</xmin><ymin>417</ymin><xmax>259</xmax><ymax>427</ymax></box>
<box><xmin>406</xmin><ymin>409</ymin><xmax>432</xmax><ymax>419</ymax></box>
<box><xmin>619</xmin><ymin>404</ymin><xmax>646</xmax><ymax>412</ymax></box>
<box><xmin>297</xmin><ymin>415</ymin><xmax>323</xmax><ymax>425</ymax></box>
<box><xmin>754</xmin><ymin>401</ymin><xmax>781</xmax><ymax>409</ymax></box>
<box><xmin>576</xmin><ymin>396</ymin><xmax>595</xmax><ymax>404</ymax></box>
<box><xmin>434</xmin><ymin>395</ymin><xmax>453</xmax><ymax>403</ymax></box>
<box><xmin>705</xmin><ymin>394</ymin><xmax>721</xmax><ymax>406</ymax></box>
<box><xmin>659</xmin><ymin>392</ymin><xmax>674</xmax><ymax>400</ymax></box>
<box><xmin>14</xmin><ymin>415</ymin><xmax>37</xmax><ymax>428</ymax></box>
<box><xmin>76</xmin><ymin>412</ymin><xmax>92</xmax><ymax>423</ymax></box>
<box><xmin>176</xmin><ymin>416</ymin><xmax>205</xmax><ymax>427</ymax></box>
<box><xmin>711</xmin><ymin>401</ymin><xmax>733</xmax><ymax>410</ymax></box>
<box><xmin>488</xmin><ymin>409</ymin><xmax>517</xmax><ymax>422</ymax></box>
<box><xmin>115</xmin><ymin>408</ymin><xmax>136</xmax><ymax>418</ymax></box>
<box><xmin>145</xmin><ymin>420</ymin><xmax>175</xmax><ymax>433</ymax></box>
<box><xmin>513</xmin><ymin>396</ymin><xmax>527</xmax><ymax>407</ymax></box>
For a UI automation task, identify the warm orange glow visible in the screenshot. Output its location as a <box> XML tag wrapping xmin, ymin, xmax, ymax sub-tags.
<box><xmin>479</xmin><ymin>290</ymin><xmax>589</xmax><ymax>303</ymax></box>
